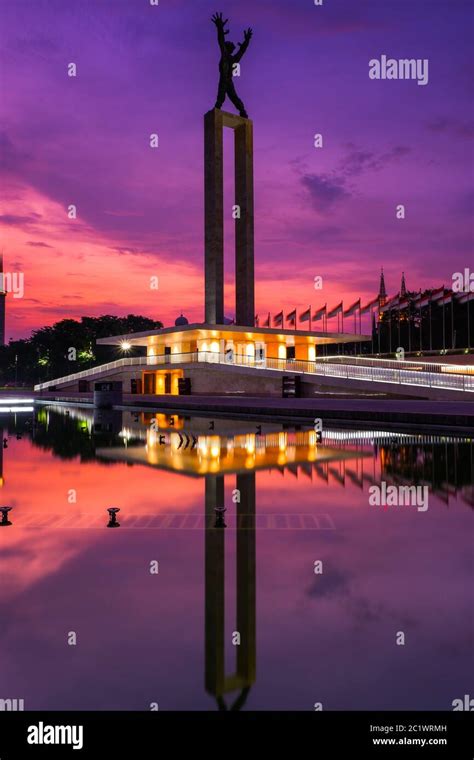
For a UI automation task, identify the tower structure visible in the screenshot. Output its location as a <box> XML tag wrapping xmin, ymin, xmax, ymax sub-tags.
<box><xmin>204</xmin><ymin>109</ymin><xmax>254</xmax><ymax>327</ymax></box>
<box><xmin>400</xmin><ymin>271</ymin><xmax>407</xmax><ymax>298</ymax></box>
<box><xmin>378</xmin><ymin>267</ymin><xmax>387</xmax><ymax>308</ymax></box>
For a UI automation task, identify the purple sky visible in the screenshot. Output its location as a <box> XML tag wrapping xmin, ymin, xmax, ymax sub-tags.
<box><xmin>1</xmin><ymin>0</ymin><xmax>473</xmax><ymax>338</ymax></box>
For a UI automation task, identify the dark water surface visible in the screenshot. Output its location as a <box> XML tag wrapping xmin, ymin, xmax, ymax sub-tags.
<box><xmin>0</xmin><ymin>406</ymin><xmax>472</xmax><ymax>711</ymax></box>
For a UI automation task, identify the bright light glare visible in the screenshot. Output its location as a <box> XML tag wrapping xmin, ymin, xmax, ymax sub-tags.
<box><xmin>0</xmin><ymin>398</ymin><xmax>34</xmax><ymax>404</ymax></box>
<box><xmin>0</xmin><ymin>406</ymin><xmax>34</xmax><ymax>413</ymax></box>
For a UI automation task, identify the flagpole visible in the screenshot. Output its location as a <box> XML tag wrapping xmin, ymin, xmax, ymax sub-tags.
<box><xmin>309</xmin><ymin>306</ymin><xmax>312</xmax><ymax>333</ymax></box>
<box><xmin>419</xmin><ymin>295</ymin><xmax>422</xmax><ymax>353</ymax></box>
<box><xmin>441</xmin><ymin>285</ymin><xmax>446</xmax><ymax>351</ymax></box>
<box><xmin>341</xmin><ymin>303</ymin><xmax>344</xmax><ymax>356</ymax></box>
<box><xmin>377</xmin><ymin>301</ymin><xmax>381</xmax><ymax>355</ymax></box>
<box><xmin>429</xmin><ymin>296</ymin><xmax>432</xmax><ymax>351</ymax></box>
<box><xmin>468</xmin><ymin>297</ymin><xmax>471</xmax><ymax>350</ymax></box>
<box><xmin>397</xmin><ymin>301</ymin><xmax>401</xmax><ymax>348</ymax></box>
<box><xmin>451</xmin><ymin>297</ymin><xmax>454</xmax><ymax>349</ymax></box>
<box><xmin>371</xmin><ymin>306</ymin><xmax>374</xmax><ymax>355</ymax></box>
<box><xmin>389</xmin><ymin>307</ymin><xmax>392</xmax><ymax>354</ymax></box>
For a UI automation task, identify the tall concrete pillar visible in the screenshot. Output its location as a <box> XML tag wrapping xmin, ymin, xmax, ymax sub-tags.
<box><xmin>204</xmin><ymin>472</ymin><xmax>256</xmax><ymax>702</ymax></box>
<box><xmin>236</xmin><ymin>473</ymin><xmax>256</xmax><ymax>684</ymax></box>
<box><xmin>204</xmin><ymin>109</ymin><xmax>255</xmax><ymax>327</ymax></box>
<box><xmin>204</xmin><ymin>474</ymin><xmax>226</xmax><ymax>695</ymax></box>
<box><xmin>234</xmin><ymin>122</ymin><xmax>254</xmax><ymax>326</ymax></box>
<box><xmin>204</xmin><ymin>110</ymin><xmax>224</xmax><ymax>325</ymax></box>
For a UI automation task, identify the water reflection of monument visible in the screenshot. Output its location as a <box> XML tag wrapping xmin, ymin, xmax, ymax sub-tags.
<box><xmin>205</xmin><ymin>474</ymin><xmax>256</xmax><ymax>708</ymax></box>
<box><xmin>31</xmin><ymin>406</ymin><xmax>474</xmax><ymax>505</ymax></box>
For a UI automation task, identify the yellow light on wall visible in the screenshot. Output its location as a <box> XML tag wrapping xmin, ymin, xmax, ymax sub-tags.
<box><xmin>278</xmin><ymin>432</ymin><xmax>287</xmax><ymax>451</ymax></box>
<box><xmin>198</xmin><ymin>437</ymin><xmax>209</xmax><ymax>457</ymax></box>
<box><xmin>171</xmin><ymin>374</ymin><xmax>179</xmax><ymax>395</ymax></box>
<box><xmin>245</xmin><ymin>434</ymin><xmax>256</xmax><ymax>454</ymax></box>
<box><xmin>210</xmin><ymin>438</ymin><xmax>220</xmax><ymax>458</ymax></box>
<box><xmin>245</xmin><ymin>343</ymin><xmax>255</xmax><ymax>358</ymax></box>
<box><xmin>147</xmin><ymin>429</ymin><xmax>158</xmax><ymax>447</ymax></box>
<box><xmin>210</xmin><ymin>340</ymin><xmax>220</xmax><ymax>353</ymax></box>
<box><xmin>278</xmin><ymin>344</ymin><xmax>286</xmax><ymax>359</ymax></box>
<box><xmin>308</xmin><ymin>344</ymin><xmax>316</xmax><ymax>362</ymax></box>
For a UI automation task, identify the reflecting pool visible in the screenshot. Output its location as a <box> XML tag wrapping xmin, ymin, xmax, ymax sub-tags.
<box><xmin>0</xmin><ymin>406</ymin><xmax>472</xmax><ymax>711</ymax></box>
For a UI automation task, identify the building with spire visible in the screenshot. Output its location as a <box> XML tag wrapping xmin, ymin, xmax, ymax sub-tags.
<box><xmin>400</xmin><ymin>272</ymin><xmax>407</xmax><ymax>298</ymax></box>
<box><xmin>378</xmin><ymin>267</ymin><xmax>387</xmax><ymax>308</ymax></box>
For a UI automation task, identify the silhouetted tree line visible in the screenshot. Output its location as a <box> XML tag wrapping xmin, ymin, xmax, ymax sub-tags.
<box><xmin>0</xmin><ymin>314</ymin><xmax>163</xmax><ymax>386</ymax></box>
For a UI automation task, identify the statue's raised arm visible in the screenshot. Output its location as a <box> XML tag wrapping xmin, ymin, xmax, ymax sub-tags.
<box><xmin>211</xmin><ymin>11</ymin><xmax>229</xmax><ymax>53</ymax></box>
<box><xmin>234</xmin><ymin>28</ymin><xmax>253</xmax><ymax>63</ymax></box>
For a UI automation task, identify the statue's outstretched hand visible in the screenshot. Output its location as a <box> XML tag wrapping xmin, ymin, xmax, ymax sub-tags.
<box><xmin>211</xmin><ymin>12</ymin><xmax>229</xmax><ymax>28</ymax></box>
<box><xmin>243</xmin><ymin>27</ymin><xmax>253</xmax><ymax>42</ymax></box>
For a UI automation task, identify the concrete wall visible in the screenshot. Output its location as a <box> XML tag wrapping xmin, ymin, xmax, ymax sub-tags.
<box><xmin>185</xmin><ymin>365</ymin><xmax>282</xmax><ymax>396</ymax></box>
<box><xmin>43</xmin><ymin>368</ymin><xmax>141</xmax><ymax>393</ymax></box>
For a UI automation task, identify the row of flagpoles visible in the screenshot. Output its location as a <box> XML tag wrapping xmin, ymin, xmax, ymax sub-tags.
<box><xmin>255</xmin><ymin>296</ymin><xmax>379</xmax><ymax>332</ymax></box>
<box><xmin>254</xmin><ymin>287</ymin><xmax>473</xmax><ymax>335</ymax></box>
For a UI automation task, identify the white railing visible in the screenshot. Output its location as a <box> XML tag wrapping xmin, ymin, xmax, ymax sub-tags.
<box><xmin>319</xmin><ymin>354</ymin><xmax>474</xmax><ymax>375</ymax></box>
<box><xmin>34</xmin><ymin>351</ymin><xmax>474</xmax><ymax>393</ymax></box>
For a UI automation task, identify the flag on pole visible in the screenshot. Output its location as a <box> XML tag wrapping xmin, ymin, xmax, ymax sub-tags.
<box><xmin>439</xmin><ymin>291</ymin><xmax>453</xmax><ymax>306</ymax></box>
<box><xmin>379</xmin><ymin>295</ymin><xmax>400</xmax><ymax>313</ymax></box>
<box><xmin>286</xmin><ymin>308</ymin><xmax>297</xmax><ymax>326</ymax></box>
<box><xmin>262</xmin><ymin>312</ymin><xmax>271</xmax><ymax>327</ymax></box>
<box><xmin>274</xmin><ymin>310</ymin><xmax>284</xmax><ymax>327</ymax></box>
<box><xmin>327</xmin><ymin>301</ymin><xmax>343</xmax><ymax>319</ymax></box>
<box><xmin>416</xmin><ymin>292</ymin><xmax>431</xmax><ymax>309</ymax></box>
<box><xmin>430</xmin><ymin>286</ymin><xmax>446</xmax><ymax>303</ymax></box>
<box><xmin>313</xmin><ymin>304</ymin><xmax>327</xmax><ymax>321</ymax></box>
<box><xmin>458</xmin><ymin>291</ymin><xmax>474</xmax><ymax>304</ymax></box>
<box><xmin>300</xmin><ymin>306</ymin><xmax>311</xmax><ymax>323</ymax></box>
<box><xmin>343</xmin><ymin>298</ymin><xmax>360</xmax><ymax>317</ymax></box>
<box><xmin>360</xmin><ymin>296</ymin><xmax>379</xmax><ymax>314</ymax></box>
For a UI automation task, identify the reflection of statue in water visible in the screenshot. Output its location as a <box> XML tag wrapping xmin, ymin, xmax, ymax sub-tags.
<box><xmin>211</xmin><ymin>12</ymin><xmax>253</xmax><ymax>118</ymax></box>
